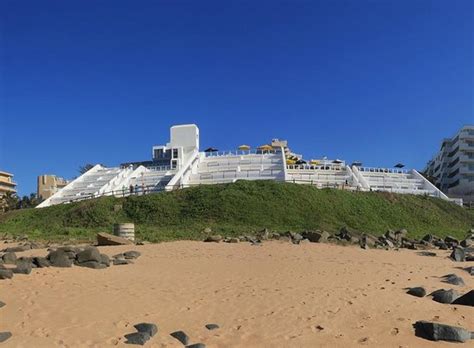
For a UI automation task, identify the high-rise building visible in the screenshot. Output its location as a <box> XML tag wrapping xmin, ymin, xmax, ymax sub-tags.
<box><xmin>424</xmin><ymin>125</ymin><xmax>474</xmax><ymax>204</ymax></box>
<box><xmin>37</xmin><ymin>175</ymin><xmax>70</xmax><ymax>200</ymax></box>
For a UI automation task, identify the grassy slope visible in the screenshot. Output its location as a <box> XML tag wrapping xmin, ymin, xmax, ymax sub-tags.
<box><xmin>0</xmin><ymin>180</ymin><xmax>472</xmax><ymax>242</ymax></box>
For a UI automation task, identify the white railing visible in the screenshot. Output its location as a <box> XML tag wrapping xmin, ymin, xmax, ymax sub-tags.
<box><xmin>286</xmin><ymin>164</ymin><xmax>345</xmax><ymax>171</ymax></box>
<box><xmin>359</xmin><ymin>167</ymin><xmax>409</xmax><ymax>174</ymax></box>
<box><xmin>204</xmin><ymin>149</ymin><xmax>282</xmax><ymax>157</ymax></box>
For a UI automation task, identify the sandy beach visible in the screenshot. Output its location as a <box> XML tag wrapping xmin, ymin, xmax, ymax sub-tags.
<box><xmin>0</xmin><ymin>241</ymin><xmax>473</xmax><ymax>347</ymax></box>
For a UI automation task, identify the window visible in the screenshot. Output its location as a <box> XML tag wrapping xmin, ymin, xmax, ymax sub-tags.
<box><xmin>171</xmin><ymin>160</ymin><xmax>178</xmax><ymax>169</ymax></box>
<box><xmin>154</xmin><ymin>149</ymin><xmax>163</xmax><ymax>159</ymax></box>
<box><xmin>172</xmin><ymin>149</ymin><xmax>178</xmax><ymax>158</ymax></box>
<box><xmin>448</xmin><ymin>168</ymin><xmax>459</xmax><ymax>178</ymax></box>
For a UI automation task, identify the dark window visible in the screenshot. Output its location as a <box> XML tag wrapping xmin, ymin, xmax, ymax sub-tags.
<box><xmin>448</xmin><ymin>157</ymin><xmax>459</xmax><ymax>168</ymax></box>
<box><xmin>172</xmin><ymin>149</ymin><xmax>178</xmax><ymax>158</ymax></box>
<box><xmin>448</xmin><ymin>179</ymin><xmax>459</xmax><ymax>188</ymax></box>
<box><xmin>448</xmin><ymin>168</ymin><xmax>459</xmax><ymax>178</ymax></box>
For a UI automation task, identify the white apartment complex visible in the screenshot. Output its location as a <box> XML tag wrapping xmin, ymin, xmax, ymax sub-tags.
<box><xmin>424</xmin><ymin>125</ymin><xmax>474</xmax><ymax>204</ymax></box>
<box><xmin>37</xmin><ymin>124</ymin><xmax>452</xmax><ymax>208</ymax></box>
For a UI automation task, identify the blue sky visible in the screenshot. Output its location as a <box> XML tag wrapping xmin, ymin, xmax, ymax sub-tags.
<box><xmin>1</xmin><ymin>0</ymin><xmax>472</xmax><ymax>196</ymax></box>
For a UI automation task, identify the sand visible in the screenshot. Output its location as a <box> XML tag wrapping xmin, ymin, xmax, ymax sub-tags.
<box><xmin>0</xmin><ymin>241</ymin><xmax>473</xmax><ymax>347</ymax></box>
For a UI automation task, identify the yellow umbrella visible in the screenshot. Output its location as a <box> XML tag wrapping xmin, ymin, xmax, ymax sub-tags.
<box><xmin>238</xmin><ymin>144</ymin><xmax>251</xmax><ymax>150</ymax></box>
<box><xmin>310</xmin><ymin>160</ymin><xmax>320</xmax><ymax>165</ymax></box>
<box><xmin>286</xmin><ymin>159</ymin><xmax>296</xmax><ymax>165</ymax></box>
<box><xmin>258</xmin><ymin>144</ymin><xmax>273</xmax><ymax>151</ymax></box>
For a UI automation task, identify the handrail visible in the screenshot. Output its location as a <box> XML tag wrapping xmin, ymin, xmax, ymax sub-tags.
<box><xmin>359</xmin><ymin>167</ymin><xmax>408</xmax><ymax>174</ymax></box>
<box><xmin>204</xmin><ymin>149</ymin><xmax>282</xmax><ymax>157</ymax></box>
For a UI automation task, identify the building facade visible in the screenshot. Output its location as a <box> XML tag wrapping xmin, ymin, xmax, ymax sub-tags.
<box><xmin>37</xmin><ymin>124</ymin><xmax>452</xmax><ymax>208</ymax></box>
<box><xmin>37</xmin><ymin>175</ymin><xmax>70</xmax><ymax>200</ymax></box>
<box><xmin>0</xmin><ymin>171</ymin><xmax>17</xmax><ymax>212</ymax></box>
<box><xmin>424</xmin><ymin>125</ymin><xmax>474</xmax><ymax>204</ymax></box>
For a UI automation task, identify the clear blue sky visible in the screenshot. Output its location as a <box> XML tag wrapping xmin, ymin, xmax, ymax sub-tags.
<box><xmin>1</xmin><ymin>0</ymin><xmax>472</xmax><ymax>196</ymax></box>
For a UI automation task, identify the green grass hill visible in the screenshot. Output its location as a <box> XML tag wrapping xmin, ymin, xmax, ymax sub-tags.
<box><xmin>0</xmin><ymin>180</ymin><xmax>472</xmax><ymax>242</ymax></box>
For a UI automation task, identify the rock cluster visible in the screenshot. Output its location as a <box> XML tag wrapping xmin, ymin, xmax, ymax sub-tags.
<box><xmin>0</xmin><ymin>246</ymin><xmax>141</xmax><ymax>281</ymax></box>
<box><xmin>414</xmin><ymin>321</ymin><xmax>473</xmax><ymax>343</ymax></box>
<box><xmin>124</xmin><ymin>322</ymin><xmax>211</xmax><ymax>346</ymax></box>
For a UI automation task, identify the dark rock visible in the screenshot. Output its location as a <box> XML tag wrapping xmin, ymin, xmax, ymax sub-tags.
<box><xmin>113</xmin><ymin>258</ymin><xmax>132</xmax><ymax>265</ymax></box>
<box><xmin>450</xmin><ymin>247</ymin><xmax>465</xmax><ymax>262</ymax></box>
<box><xmin>441</xmin><ymin>274</ymin><xmax>465</xmax><ymax>286</ymax></box>
<box><xmin>100</xmin><ymin>254</ymin><xmax>110</xmax><ymax>266</ymax></box>
<box><xmin>385</xmin><ymin>230</ymin><xmax>397</xmax><ymax>241</ymax></box>
<box><xmin>205</xmin><ymin>323</ymin><xmax>220</xmax><ymax>330</ymax></box>
<box><xmin>186</xmin><ymin>344</ymin><xmax>206</xmax><ymax>348</ymax></box>
<box><xmin>33</xmin><ymin>257</ymin><xmax>50</xmax><ymax>268</ymax></box>
<box><xmin>134</xmin><ymin>323</ymin><xmax>158</xmax><ymax>337</ymax></box>
<box><xmin>460</xmin><ymin>238</ymin><xmax>473</xmax><ymax>248</ymax></box>
<box><xmin>123</xmin><ymin>251</ymin><xmax>141</xmax><ymax>259</ymax></box>
<box><xmin>170</xmin><ymin>330</ymin><xmax>189</xmax><ymax>345</ymax></box>
<box><xmin>431</xmin><ymin>289</ymin><xmax>460</xmax><ymax>304</ymax></box>
<box><xmin>271</xmin><ymin>232</ymin><xmax>280</xmax><ymax>239</ymax></box>
<box><xmin>0</xmin><ymin>301</ymin><xmax>5</xmax><ymax>308</ymax></box>
<box><xmin>413</xmin><ymin>321</ymin><xmax>471</xmax><ymax>342</ymax></box>
<box><xmin>417</xmin><ymin>251</ymin><xmax>437</xmax><ymax>257</ymax></box>
<box><xmin>422</xmin><ymin>233</ymin><xmax>434</xmax><ymax>243</ymax></box>
<box><xmin>406</xmin><ymin>287</ymin><xmax>426</xmax><ymax>297</ymax></box>
<box><xmin>302</xmin><ymin>231</ymin><xmax>330</xmax><ymax>243</ymax></box>
<box><xmin>445</xmin><ymin>236</ymin><xmax>459</xmax><ymax>246</ymax></box>
<box><xmin>452</xmin><ymin>290</ymin><xmax>474</xmax><ymax>307</ymax></box>
<box><xmin>336</xmin><ymin>227</ymin><xmax>352</xmax><ymax>241</ymax></box>
<box><xmin>291</xmin><ymin>233</ymin><xmax>303</xmax><ymax>243</ymax></box>
<box><xmin>2</xmin><ymin>252</ymin><xmax>16</xmax><ymax>264</ymax></box>
<box><xmin>124</xmin><ymin>332</ymin><xmax>150</xmax><ymax>345</ymax></box>
<box><xmin>299</xmin><ymin>238</ymin><xmax>310</xmax><ymax>244</ymax></box>
<box><xmin>0</xmin><ymin>332</ymin><xmax>12</xmax><ymax>343</ymax></box>
<box><xmin>76</xmin><ymin>247</ymin><xmax>102</xmax><ymax>263</ymax></box>
<box><xmin>204</xmin><ymin>235</ymin><xmax>222</xmax><ymax>243</ymax></box>
<box><xmin>12</xmin><ymin>262</ymin><xmax>32</xmax><ymax>274</ymax></box>
<box><xmin>47</xmin><ymin>250</ymin><xmax>73</xmax><ymax>268</ymax></box>
<box><xmin>76</xmin><ymin>261</ymin><xmax>107</xmax><ymax>269</ymax></box>
<box><xmin>0</xmin><ymin>269</ymin><xmax>13</xmax><ymax>279</ymax></box>
<box><xmin>97</xmin><ymin>232</ymin><xmax>133</xmax><ymax>246</ymax></box>
<box><xmin>228</xmin><ymin>238</ymin><xmax>239</xmax><ymax>243</ymax></box>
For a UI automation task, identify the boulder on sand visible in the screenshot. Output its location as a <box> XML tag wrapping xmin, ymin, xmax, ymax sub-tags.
<box><xmin>452</xmin><ymin>290</ymin><xmax>474</xmax><ymax>307</ymax></box>
<box><xmin>430</xmin><ymin>289</ymin><xmax>460</xmax><ymax>304</ymax></box>
<box><xmin>413</xmin><ymin>321</ymin><xmax>472</xmax><ymax>343</ymax></box>
<box><xmin>0</xmin><ymin>269</ymin><xmax>13</xmax><ymax>280</ymax></box>
<box><xmin>406</xmin><ymin>287</ymin><xmax>426</xmax><ymax>298</ymax></box>
<box><xmin>450</xmin><ymin>247</ymin><xmax>465</xmax><ymax>262</ymax></box>
<box><xmin>47</xmin><ymin>250</ymin><xmax>73</xmax><ymax>268</ymax></box>
<box><xmin>33</xmin><ymin>257</ymin><xmax>50</xmax><ymax>268</ymax></box>
<box><xmin>441</xmin><ymin>274</ymin><xmax>465</xmax><ymax>286</ymax></box>
<box><xmin>204</xmin><ymin>235</ymin><xmax>222</xmax><ymax>243</ymax></box>
<box><xmin>302</xmin><ymin>231</ymin><xmax>330</xmax><ymax>243</ymax></box>
<box><xmin>170</xmin><ymin>331</ymin><xmax>190</xmax><ymax>345</ymax></box>
<box><xmin>2</xmin><ymin>252</ymin><xmax>16</xmax><ymax>264</ymax></box>
<box><xmin>96</xmin><ymin>232</ymin><xmax>133</xmax><ymax>246</ymax></box>
<box><xmin>124</xmin><ymin>332</ymin><xmax>150</xmax><ymax>345</ymax></box>
<box><xmin>134</xmin><ymin>323</ymin><xmax>158</xmax><ymax>337</ymax></box>
<box><xmin>76</xmin><ymin>247</ymin><xmax>102</xmax><ymax>263</ymax></box>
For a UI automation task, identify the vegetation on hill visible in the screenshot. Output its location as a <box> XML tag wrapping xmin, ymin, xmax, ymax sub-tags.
<box><xmin>0</xmin><ymin>180</ymin><xmax>472</xmax><ymax>242</ymax></box>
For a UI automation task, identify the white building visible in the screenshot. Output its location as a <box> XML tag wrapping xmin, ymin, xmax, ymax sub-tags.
<box><xmin>424</xmin><ymin>125</ymin><xmax>474</xmax><ymax>205</ymax></box>
<box><xmin>37</xmin><ymin>124</ymin><xmax>452</xmax><ymax>208</ymax></box>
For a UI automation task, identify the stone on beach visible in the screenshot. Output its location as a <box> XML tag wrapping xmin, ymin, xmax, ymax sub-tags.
<box><xmin>76</xmin><ymin>261</ymin><xmax>107</xmax><ymax>269</ymax></box>
<box><xmin>134</xmin><ymin>323</ymin><xmax>158</xmax><ymax>337</ymax></box>
<box><xmin>186</xmin><ymin>344</ymin><xmax>206</xmax><ymax>348</ymax></box>
<box><xmin>205</xmin><ymin>323</ymin><xmax>220</xmax><ymax>330</ymax></box>
<box><xmin>97</xmin><ymin>232</ymin><xmax>133</xmax><ymax>246</ymax></box>
<box><xmin>124</xmin><ymin>331</ymin><xmax>150</xmax><ymax>345</ymax></box>
<box><xmin>2</xmin><ymin>252</ymin><xmax>17</xmax><ymax>264</ymax></box>
<box><xmin>406</xmin><ymin>287</ymin><xmax>426</xmax><ymax>298</ymax></box>
<box><xmin>0</xmin><ymin>269</ymin><xmax>14</xmax><ymax>279</ymax></box>
<box><xmin>452</xmin><ymin>290</ymin><xmax>474</xmax><ymax>307</ymax></box>
<box><xmin>76</xmin><ymin>247</ymin><xmax>102</xmax><ymax>263</ymax></box>
<box><xmin>450</xmin><ymin>247</ymin><xmax>465</xmax><ymax>262</ymax></box>
<box><xmin>0</xmin><ymin>301</ymin><xmax>5</xmax><ymax>308</ymax></box>
<box><xmin>0</xmin><ymin>332</ymin><xmax>12</xmax><ymax>343</ymax></box>
<box><xmin>204</xmin><ymin>235</ymin><xmax>222</xmax><ymax>243</ymax></box>
<box><xmin>170</xmin><ymin>330</ymin><xmax>190</xmax><ymax>345</ymax></box>
<box><xmin>441</xmin><ymin>274</ymin><xmax>465</xmax><ymax>286</ymax></box>
<box><xmin>47</xmin><ymin>250</ymin><xmax>73</xmax><ymax>267</ymax></box>
<box><xmin>413</xmin><ymin>321</ymin><xmax>472</xmax><ymax>343</ymax></box>
<box><xmin>430</xmin><ymin>289</ymin><xmax>460</xmax><ymax>304</ymax></box>
<box><xmin>123</xmin><ymin>251</ymin><xmax>141</xmax><ymax>259</ymax></box>
<box><xmin>33</xmin><ymin>257</ymin><xmax>51</xmax><ymax>268</ymax></box>
<box><xmin>113</xmin><ymin>258</ymin><xmax>133</xmax><ymax>265</ymax></box>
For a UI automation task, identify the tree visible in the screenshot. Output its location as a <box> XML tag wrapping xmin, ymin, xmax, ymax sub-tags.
<box><xmin>79</xmin><ymin>163</ymin><xmax>95</xmax><ymax>175</ymax></box>
<box><xmin>0</xmin><ymin>192</ymin><xmax>19</xmax><ymax>212</ymax></box>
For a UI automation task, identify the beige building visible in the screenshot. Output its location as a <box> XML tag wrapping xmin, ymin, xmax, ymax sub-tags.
<box><xmin>0</xmin><ymin>171</ymin><xmax>17</xmax><ymax>212</ymax></box>
<box><xmin>37</xmin><ymin>175</ymin><xmax>70</xmax><ymax>200</ymax></box>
